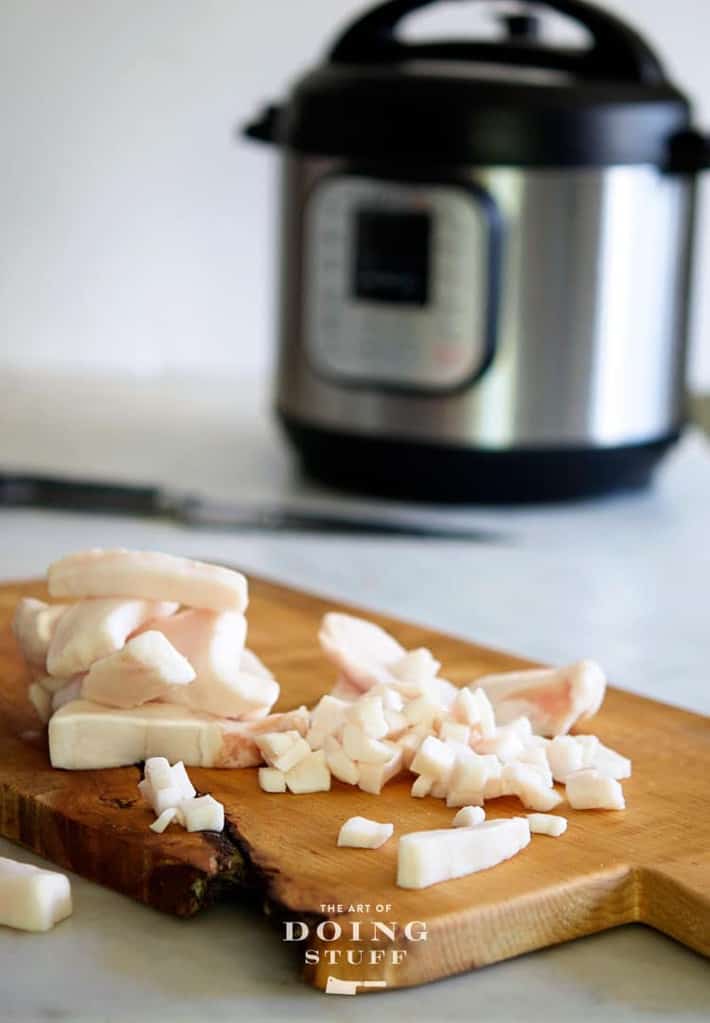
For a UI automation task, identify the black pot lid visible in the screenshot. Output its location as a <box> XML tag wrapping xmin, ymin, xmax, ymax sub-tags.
<box><xmin>245</xmin><ymin>0</ymin><xmax>709</xmax><ymax>171</ymax></box>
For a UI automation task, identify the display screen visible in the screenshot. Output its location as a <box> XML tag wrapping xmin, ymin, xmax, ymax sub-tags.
<box><xmin>352</xmin><ymin>208</ymin><xmax>431</xmax><ymax>306</ymax></box>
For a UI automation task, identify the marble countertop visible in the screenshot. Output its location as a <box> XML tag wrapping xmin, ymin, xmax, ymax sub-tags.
<box><xmin>1</xmin><ymin>372</ymin><xmax>708</xmax><ymax>1021</ymax></box>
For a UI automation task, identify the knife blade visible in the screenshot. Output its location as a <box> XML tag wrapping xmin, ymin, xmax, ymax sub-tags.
<box><xmin>0</xmin><ymin>472</ymin><xmax>502</xmax><ymax>541</ymax></box>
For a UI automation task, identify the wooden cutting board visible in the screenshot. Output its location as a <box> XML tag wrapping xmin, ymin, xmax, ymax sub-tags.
<box><xmin>0</xmin><ymin>577</ymin><xmax>708</xmax><ymax>993</ymax></box>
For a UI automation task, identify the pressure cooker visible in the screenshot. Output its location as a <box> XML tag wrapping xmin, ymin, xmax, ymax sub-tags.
<box><xmin>245</xmin><ymin>0</ymin><xmax>709</xmax><ymax>501</ymax></box>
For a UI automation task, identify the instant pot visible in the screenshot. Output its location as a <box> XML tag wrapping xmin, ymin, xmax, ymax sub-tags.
<box><xmin>245</xmin><ymin>0</ymin><xmax>709</xmax><ymax>501</ymax></box>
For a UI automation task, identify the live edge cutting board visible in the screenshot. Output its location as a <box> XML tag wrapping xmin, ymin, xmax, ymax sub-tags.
<box><xmin>0</xmin><ymin>577</ymin><xmax>708</xmax><ymax>993</ymax></box>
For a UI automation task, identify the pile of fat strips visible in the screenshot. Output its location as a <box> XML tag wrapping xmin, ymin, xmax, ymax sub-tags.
<box><xmin>12</xmin><ymin>548</ymin><xmax>632</xmax><ymax>893</ymax></box>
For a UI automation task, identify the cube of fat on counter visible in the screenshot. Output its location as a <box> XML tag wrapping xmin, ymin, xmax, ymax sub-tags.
<box><xmin>28</xmin><ymin>682</ymin><xmax>52</xmax><ymax>724</ymax></box>
<box><xmin>438</xmin><ymin>721</ymin><xmax>471</xmax><ymax>745</ymax></box>
<box><xmin>180</xmin><ymin>795</ymin><xmax>225</xmax><ymax>832</ymax></box>
<box><xmin>285</xmin><ymin>750</ymin><xmax>331</xmax><ymax>794</ymax></box>
<box><xmin>145</xmin><ymin>756</ymin><xmax>175</xmax><ymax>792</ymax></box>
<box><xmin>452</xmin><ymin>806</ymin><xmax>486</xmax><ymax>827</ymax></box>
<box><xmin>527</xmin><ymin>813</ymin><xmax>568</xmax><ymax>837</ymax></box>
<box><xmin>255</xmin><ymin>730</ymin><xmax>311</xmax><ymax>772</ymax></box>
<box><xmin>150</xmin><ymin>807</ymin><xmax>178</xmax><ymax>833</ymax></box>
<box><xmin>358</xmin><ymin>745</ymin><xmax>403</xmax><ymax>795</ymax></box>
<box><xmin>410</xmin><ymin>735</ymin><xmax>456</xmax><ymax>781</ymax></box>
<box><xmin>324</xmin><ymin>737</ymin><xmax>359</xmax><ymax>786</ymax></box>
<box><xmin>410</xmin><ymin>774</ymin><xmax>434</xmax><ymax>798</ymax></box>
<box><xmin>254</xmin><ymin>730</ymin><xmax>301</xmax><ymax>764</ymax></box>
<box><xmin>566</xmin><ymin>769</ymin><xmax>625</xmax><ymax>810</ymax></box>
<box><xmin>258</xmin><ymin>767</ymin><xmax>286</xmax><ymax>793</ymax></box>
<box><xmin>0</xmin><ymin>857</ymin><xmax>72</xmax><ymax>931</ymax></box>
<box><xmin>397</xmin><ymin>818</ymin><xmax>530</xmax><ymax>889</ymax></box>
<box><xmin>341</xmin><ymin>723</ymin><xmax>393</xmax><ymax>765</ymax></box>
<box><xmin>337</xmin><ymin>816</ymin><xmax>394</xmax><ymax>849</ymax></box>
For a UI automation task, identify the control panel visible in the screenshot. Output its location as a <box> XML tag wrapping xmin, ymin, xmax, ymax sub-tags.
<box><xmin>303</xmin><ymin>176</ymin><xmax>493</xmax><ymax>392</ymax></box>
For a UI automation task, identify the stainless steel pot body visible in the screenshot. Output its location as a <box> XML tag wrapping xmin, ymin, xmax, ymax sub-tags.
<box><xmin>275</xmin><ymin>152</ymin><xmax>695</xmax><ymax>451</ymax></box>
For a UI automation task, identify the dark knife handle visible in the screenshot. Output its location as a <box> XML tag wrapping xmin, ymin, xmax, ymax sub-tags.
<box><xmin>0</xmin><ymin>473</ymin><xmax>163</xmax><ymax>517</ymax></box>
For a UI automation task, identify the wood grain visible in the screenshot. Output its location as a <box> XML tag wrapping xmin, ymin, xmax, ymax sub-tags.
<box><xmin>0</xmin><ymin>577</ymin><xmax>708</xmax><ymax>993</ymax></box>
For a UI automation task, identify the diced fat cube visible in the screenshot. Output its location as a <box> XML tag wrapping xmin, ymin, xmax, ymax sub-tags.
<box><xmin>171</xmin><ymin>761</ymin><xmax>196</xmax><ymax>800</ymax></box>
<box><xmin>483</xmin><ymin>774</ymin><xmax>509</xmax><ymax>799</ymax></box>
<box><xmin>370</xmin><ymin>684</ymin><xmax>404</xmax><ymax>711</ymax></box>
<box><xmin>502</xmin><ymin>762</ymin><xmax>563</xmax><ymax>812</ymax></box>
<box><xmin>398</xmin><ymin>727</ymin><xmax>426</xmax><ymax>768</ymax></box>
<box><xmin>324</xmin><ymin>737</ymin><xmax>359</xmax><ymax>786</ymax></box>
<box><xmin>150</xmin><ymin>807</ymin><xmax>178</xmax><ymax>833</ymax></box>
<box><xmin>285</xmin><ymin>750</ymin><xmax>331</xmax><ymax>794</ymax></box>
<box><xmin>448</xmin><ymin>747</ymin><xmax>491</xmax><ymax>793</ymax></box>
<box><xmin>46</xmin><ymin>598</ymin><xmax>178</xmax><ymax>677</ymax></box>
<box><xmin>518</xmin><ymin>742</ymin><xmax>554</xmax><ymax>787</ymax></box>
<box><xmin>346</xmin><ymin>695</ymin><xmax>388</xmax><ymax>739</ymax></box>
<box><xmin>358</xmin><ymin>746</ymin><xmax>403</xmax><ymax>795</ymax></box>
<box><xmin>469</xmin><ymin>688</ymin><xmax>496</xmax><ymax>738</ymax></box>
<box><xmin>12</xmin><ymin>599</ymin><xmax>68</xmax><ymax>666</ymax></box>
<box><xmin>49</xmin><ymin>700</ymin><xmax>309</xmax><ymax>769</ymax></box>
<box><xmin>0</xmin><ymin>856</ymin><xmax>72</xmax><ymax>931</ymax></box>
<box><xmin>453</xmin><ymin>686</ymin><xmax>481</xmax><ymax>727</ymax></box>
<box><xmin>306</xmin><ymin>695</ymin><xmax>349</xmax><ymax>748</ymax></box>
<box><xmin>254</xmin><ymin>729</ymin><xmax>308</xmax><ymax>771</ymax></box>
<box><xmin>258</xmin><ymin>767</ymin><xmax>286</xmax><ymax>793</ymax></box>
<box><xmin>452</xmin><ymin>806</ymin><xmax>486</xmax><ymax>828</ymax></box>
<box><xmin>337</xmin><ymin>816</ymin><xmax>394</xmax><ymax>849</ymax></box>
<box><xmin>476</xmin><ymin>727</ymin><xmax>525</xmax><ymax>763</ymax></box>
<box><xmin>566</xmin><ymin>769</ymin><xmax>625</xmax><ymax>810</ymax></box>
<box><xmin>383</xmin><ymin>708</ymin><xmax>408</xmax><ymax>738</ymax></box>
<box><xmin>403</xmin><ymin>696</ymin><xmax>444</xmax><ymax>730</ymax></box>
<box><xmin>591</xmin><ymin>742</ymin><xmax>632</xmax><ymax>780</ymax></box>
<box><xmin>152</xmin><ymin>785</ymin><xmax>184</xmax><ymax>816</ymax></box>
<box><xmin>429</xmin><ymin>678</ymin><xmax>459</xmax><ymax>709</ymax></box>
<box><xmin>547</xmin><ymin>735</ymin><xmax>584</xmax><ymax>782</ymax></box>
<box><xmin>28</xmin><ymin>682</ymin><xmax>52</xmax><ymax>724</ymax></box>
<box><xmin>575</xmin><ymin>734</ymin><xmax>600</xmax><ymax>766</ymax></box>
<box><xmin>528</xmin><ymin>813</ymin><xmax>567</xmax><ymax>837</ymax></box>
<box><xmin>391</xmin><ymin>648</ymin><xmax>440</xmax><ymax>687</ymax></box>
<box><xmin>180</xmin><ymin>794</ymin><xmax>225</xmax><ymax>832</ymax></box>
<box><xmin>271</xmin><ymin>736</ymin><xmax>311</xmax><ymax>773</ymax></box>
<box><xmin>430</xmin><ymin>778</ymin><xmax>449</xmax><ymax>799</ymax></box>
<box><xmin>411</xmin><ymin>774</ymin><xmax>434</xmax><ymax>798</ymax></box>
<box><xmin>81</xmin><ymin>631</ymin><xmax>195</xmax><ymax>709</ymax></box>
<box><xmin>573</xmin><ymin>736</ymin><xmax>631</xmax><ymax>780</ymax></box>
<box><xmin>410</xmin><ymin>735</ymin><xmax>456</xmax><ymax>781</ymax></box>
<box><xmin>445</xmin><ymin>788</ymin><xmax>484</xmax><ymax>808</ymax></box>
<box><xmin>254</xmin><ymin>730</ymin><xmax>300</xmax><ymax>764</ymax></box>
<box><xmin>439</xmin><ymin>721</ymin><xmax>471</xmax><ymax>745</ymax></box>
<box><xmin>145</xmin><ymin>756</ymin><xmax>174</xmax><ymax>792</ymax></box>
<box><xmin>342</xmin><ymin>723</ymin><xmax>393</xmax><ymax>764</ymax></box>
<box><xmin>48</xmin><ymin>548</ymin><xmax>248</xmax><ymax>613</ymax></box>
<box><xmin>397</xmin><ymin>818</ymin><xmax>530</xmax><ymax>889</ymax></box>
<box><xmin>138</xmin><ymin>778</ymin><xmax>154</xmax><ymax>804</ymax></box>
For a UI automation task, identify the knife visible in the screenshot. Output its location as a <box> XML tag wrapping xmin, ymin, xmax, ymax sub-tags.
<box><xmin>0</xmin><ymin>472</ymin><xmax>501</xmax><ymax>541</ymax></box>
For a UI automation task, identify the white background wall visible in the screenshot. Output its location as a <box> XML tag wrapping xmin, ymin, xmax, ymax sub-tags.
<box><xmin>1</xmin><ymin>0</ymin><xmax>708</xmax><ymax>386</ymax></box>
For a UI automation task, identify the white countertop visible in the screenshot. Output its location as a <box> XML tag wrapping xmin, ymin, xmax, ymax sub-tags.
<box><xmin>1</xmin><ymin>371</ymin><xmax>709</xmax><ymax>1021</ymax></box>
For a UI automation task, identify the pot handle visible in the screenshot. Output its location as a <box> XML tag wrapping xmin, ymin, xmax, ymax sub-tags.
<box><xmin>667</xmin><ymin>130</ymin><xmax>710</xmax><ymax>173</ymax></box>
<box><xmin>329</xmin><ymin>0</ymin><xmax>667</xmax><ymax>86</ymax></box>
